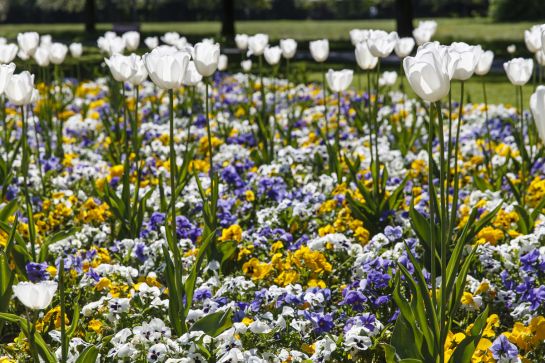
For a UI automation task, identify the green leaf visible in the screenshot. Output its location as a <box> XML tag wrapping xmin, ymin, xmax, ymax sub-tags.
<box><xmin>0</xmin><ymin>312</ymin><xmax>57</xmax><ymax>363</ymax></box>
<box><xmin>75</xmin><ymin>345</ymin><xmax>99</xmax><ymax>363</ymax></box>
<box><xmin>189</xmin><ymin>309</ymin><xmax>233</xmax><ymax>337</ymax></box>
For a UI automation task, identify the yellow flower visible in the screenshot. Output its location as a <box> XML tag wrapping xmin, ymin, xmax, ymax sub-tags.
<box><xmin>110</xmin><ymin>164</ymin><xmax>124</xmax><ymax>178</ymax></box>
<box><xmin>274</xmin><ymin>270</ymin><xmax>299</xmax><ymax>286</ymax></box>
<box><xmin>95</xmin><ymin>277</ymin><xmax>111</xmax><ymax>291</ymax></box>
<box><xmin>88</xmin><ymin>319</ymin><xmax>103</xmax><ymax>334</ymax></box>
<box><xmin>318</xmin><ymin>224</ymin><xmax>335</xmax><ymax>236</ymax></box>
<box><xmin>242</xmin><ymin>258</ymin><xmax>272</xmax><ymax>280</ymax></box>
<box><xmin>220</xmin><ymin>224</ymin><xmax>243</xmax><ymax>242</ymax></box>
<box><xmin>242</xmin><ymin>317</ymin><xmax>253</xmax><ymax>326</ymax></box>
<box><xmin>308</xmin><ymin>278</ymin><xmax>326</xmax><ymax>288</ymax></box>
<box><xmin>271</xmin><ymin>241</ymin><xmax>284</xmax><ymax>254</ymax></box>
<box><xmin>43</xmin><ymin>306</ymin><xmax>69</xmax><ymax>329</ymax></box>
<box><xmin>475</xmin><ymin>226</ymin><xmax>504</xmax><ymax>245</ymax></box>
<box><xmin>245</xmin><ymin>190</ymin><xmax>255</xmax><ymax>202</ymax></box>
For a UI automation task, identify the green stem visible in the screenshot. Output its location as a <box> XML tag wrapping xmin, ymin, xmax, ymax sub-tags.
<box><xmin>321</xmin><ymin>64</ymin><xmax>328</xmax><ymax>139</ymax></box>
<box><xmin>374</xmin><ymin>59</ymin><xmax>381</xmax><ymax>196</ymax></box>
<box><xmin>205</xmin><ymin>81</ymin><xmax>213</xmax><ymax>180</ymax></box>
<box><xmin>519</xmin><ymin>85</ymin><xmax>525</xmax><ymax>202</ymax></box>
<box><xmin>367</xmin><ymin>71</ymin><xmax>373</xmax><ymax>167</ymax></box>
<box><xmin>21</xmin><ymin>105</ymin><xmax>35</xmax><ymax>261</ymax></box>
<box><xmin>482</xmin><ymin>79</ymin><xmax>494</xmax><ymax>178</ymax></box>
<box><xmin>26</xmin><ymin>310</ymin><xmax>38</xmax><ymax>362</ymax></box>
<box><xmin>60</xmin><ymin>258</ymin><xmax>67</xmax><ymax>363</ymax></box>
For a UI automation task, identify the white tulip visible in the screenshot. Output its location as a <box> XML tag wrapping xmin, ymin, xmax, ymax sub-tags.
<box><xmin>0</xmin><ymin>62</ymin><xmax>15</xmax><ymax>94</ymax></box>
<box><xmin>34</xmin><ymin>46</ymin><xmax>50</xmax><ymax>67</ymax></box>
<box><xmin>105</xmin><ymin>54</ymin><xmax>136</xmax><ymax>82</ymax></box>
<box><xmin>280</xmin><ymin>39</ymin><xmax>297</xmax><ymax>59</ymax></box>
<box><xmin>412</xmin><ymin>21</ymin><xmax>437</xmax><ymax>46</ymax></box>
<box><xmin>12</xmin><ymin>281</ymin><xmax>57</xmax><ymax>310</ymax></box>
<box><xmin>403</xmin><ymin>43</ymin><xmax>459</xmax><ymax>102</ymax></box>
<box><xmin>241</xmin><ymin>59</ymin><xmax>252</xmax><ymax>72</ymax></box>
<box><xmin>524</xmin><ymin>25</ymin><xmax>544</xmax><ymax>53</ymax></box>
<box><xmin>123</xmin><ymin>31</ymin><xmax>140</xmax><ymax>52</ymax></box>
<box><xmin>0</xmin><ymin>44</ymin><xmax>18</xmax><ymax>64</ymax></box>
<box><xmin>475</xmin><ymin>50</ymin><xmax>494</xmax><ymax>76</ymax></box>
<box><xmin>128</xmin><ymin>54</ymin><xmax>148</xmax><ymax>86</ymax></box>
<box><xmin>448</xmin><ymin>42</ymin><xmax>482</xmax><ymax>81</ymax></box>
<box><xmin>349</xmin><ymin>29</ymin><xmax>369</xmax><ymax>46</ymax></box>
<box><xmin>530</xmin><ymin>85</ymin><xmax>545</xmax><ymax>144</ymax></box>
<box><xmin>218</xmin><ymin>54</ymin><xmax>228</xmax><ymax>71</ymax></box>
<box><xmin>536</xmin><ymin>50</ymin><xmax>545</xmax><ymax>67</ymax></box>
<box><xmin>182</xmin><ymin>61</ymin><xmax>202</xmax><ymax>86</ymax></box>
<box><xmin>379</xmin><ymin>71</ymin><xmax>398</xmax><ymax>87</ymax></box>
<box><xmin>355</xmin><ymin>42</ymin><xmax>378</xmax><ymax>70</ymax></box>
<box><xmin>144</xmin><ymin>36</ymin><xmax>159</xmax><ymax>50</ymax></box>
<box><xmin>507</xmin><ymin>44</ymin><xmax>516</xmax><ymax>54</ymax></box>
<box><xmin>17</xmin><ymin>32</ymin><xmax>39</xmax><ymax>56</ymax></box>
<box><xmin>18</xmin><ymin>49</ymin><xmax>29</xmax><ymax>61</ymax></box>
<box><xmin>326</xmin><ymin>69</ymin><xmax>353</xmax><ymax>93</ymax></box>
<box><xmin>309</xmin><ymin>39</ymin><xmax>329</xmax><ymax>63</ymax></box>
<box><xmin>504</xmin><ymin>58</ymin><xmax>534</xmax><ymax>86</ymax></box>
<box><xmin>395</xmin><ymin>37</ymin><xmax>415</xmax><ymax>58</ymax></box>
<box><xmin>69</xmin><ymin>43</ymin><xmax>83</xmax><ymax>58</ymax></box>
<box><xmin>248</xmin><ymin>34</ymin><xmax>269</xmax><ymax>56</ymax></box>
<box><xmin>368</xmin><ymin>30</ymin><xmax>398</xmax><ymax>58</ymax></box>
<box><xmin>161</xmin><ymin>32</ymin><xmax>180</xmax><ymax>46</ymax></box>
<box><xmin>264</xmin><ymin>46</ymin><xmax>282</xmax><ymax>66</ymax></box>
<box><xmin>40</xmin><ymin>34</ymin><xmax>52</xmax><ymax>49</ymax></box>
<box><xmin>143</xmin><ymin>47</ymin><xmax>190</xmax><ymax>89</ymax></box>
<box><xmin>235</xmin><ymin>34</ymin><xmax>249</xmax><ymax>51</ymax></box>
<box><xmin>193</xmin><ymin>42</ymin><xmax>220</xmax><ymax>77</ymax></box>
<box><xmin>49</xmin><ymin>42</ymin><xmax>68</xmax><ymax>65</ymax></box>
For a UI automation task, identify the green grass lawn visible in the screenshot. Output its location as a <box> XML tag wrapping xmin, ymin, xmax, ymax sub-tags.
<box><xmin>0</xmin><ymin>18</ymin><xmax>534</xmax><ymax>55</ymax></box>
<box><xmin>0</xmin><ymin>19</ymin><xmax>539</xmax><ymax>105</ymax></box>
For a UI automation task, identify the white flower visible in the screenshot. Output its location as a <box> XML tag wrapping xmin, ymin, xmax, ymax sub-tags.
<box><xmin>504</xmin><ymin>58</ymin><xmax>533</xmax><ymax>86</ymax></box>
<box><xmin>123</xmin><ymin>31</ymin><xmax>140</xmax><ymax>51</ymax></box>
<box><xmin>69</xmin><ymin>43</ymin><xmax>83</xmax><ymax>58</ymax></box>
<box><xmin>248</xmin><ymin>34</ymin><xmax>269</xmax><ymax>56</ymax></box>
<box><xmin>144</xmin><ymin>36</ymin><xmax>159</xmax><ymax>50</ymax></box>
<box><xmin>264</xmin><ymin>46</ymin><xmax>282</xmax><ymax>66</ymax></box>
<box><xmin>280</xmin><ymin>38</ymin><xmax>297</xmax><ymax>59</ymax></box>
<box><xmin>235</xmin><ymin>34</ymin><xmax>249</xmax><ymax>51</ymax></box>
<box><xmin>326</xmin><ymin>69</ymin><xmax>353</xmax><ymax>92</ymax></box>
<box><xmin>309</xmin><ymin>39</ymin><xmax>329</xmax><ymax>63</ymax></box>
<box><xmin>241</xmin><ymin>59</ymin><xmax>252</xmax><ymax>72</ymax></box>
<box><xmin>12</xmin><ymin>281</ymin><xmax>57</xmax><ymax>310</ymax></box>
<box><xmin>193</xmin><ymin>42</ymin><xmax>220</xmax><ymax>77</ymax></box>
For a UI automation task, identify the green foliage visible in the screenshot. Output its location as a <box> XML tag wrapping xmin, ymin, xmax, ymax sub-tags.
<box><xmin>489</xmin><ymin>0</ymin><xmax>545</xmax><ymax>21</ymax></box>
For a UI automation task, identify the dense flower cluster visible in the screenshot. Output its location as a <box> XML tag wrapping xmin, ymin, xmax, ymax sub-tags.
<box><xmin>1</xmin><ymin>25</ymin><xmax>545</xmax><ymax>363</ymax></box>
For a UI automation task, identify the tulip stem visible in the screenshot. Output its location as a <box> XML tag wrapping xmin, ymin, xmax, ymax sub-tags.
<box><xmin>321</xmin><ymin>64</ymin><xmax>328</xmax><ymax>139</ymax></box>
<box><xmin>427</xmin><ymin>102</ymin><xmax>437</xmax><ymax>315</ymax></box>
<box><xmin>374</xmin><ymin>59</ymin><xmax>381</xmax><ymax>196</ymax></box>
<box><xmin>367</xmin><ymin>70</ymin><xmax>373</xmax><ymax>168</ymax></box>
<box><xmin>205</xmin><ymin>80</ymin><xmax>213</xmax><ymax>180</ymax></box>
<box><xmin>20</xmin><ymin>105</ymin><xmax>36</xmax><ymax>261</ymax></box>
<box><xmin>482</xmin><ymin>79</ymin><xmax>494</xmax><ymax>178</ymax></box>
<box><xmin>26</xmin><ymin>310</ymin><xmax>39</xmax><ymax>363</ymax></box>
<box><xmin>2</xmin><ymin>96</ymin><xmax>7</xmax><ymax>160</ymax></box>
<box><xmin>519</xmin><ymin>85</ymin><xmax>526</xmax><ymax>202</ymax></box>
<box><xmin>59</xmin><ymin>258</ymin><xmax>67</xmax><ymax>363</ymax></box>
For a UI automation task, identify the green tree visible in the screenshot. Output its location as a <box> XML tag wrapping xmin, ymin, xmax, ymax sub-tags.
<box><xmin>35</xmin><ymin>0</ymin><xmax>168</xmax><ymax>32</ymax></box>
<box><xmin>187</xmin><ymin>0</ymin><xmax>272</xmax><ymax>39</ymax></box>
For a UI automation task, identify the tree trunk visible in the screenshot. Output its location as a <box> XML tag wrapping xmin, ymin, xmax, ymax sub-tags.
<box><xmin>221</xmin><ymin>0</ymin><xmax>235</xmax><ymax>39</ymax></box>
<box><xmin>395</xmin><ymin>0</ymin><xmax>413</xmax><ymax>37</ymax></box>
<box><xmin>84</xmin><ymin>0</ymin><xmax>96</xmax><ymax>33</ymax></box>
